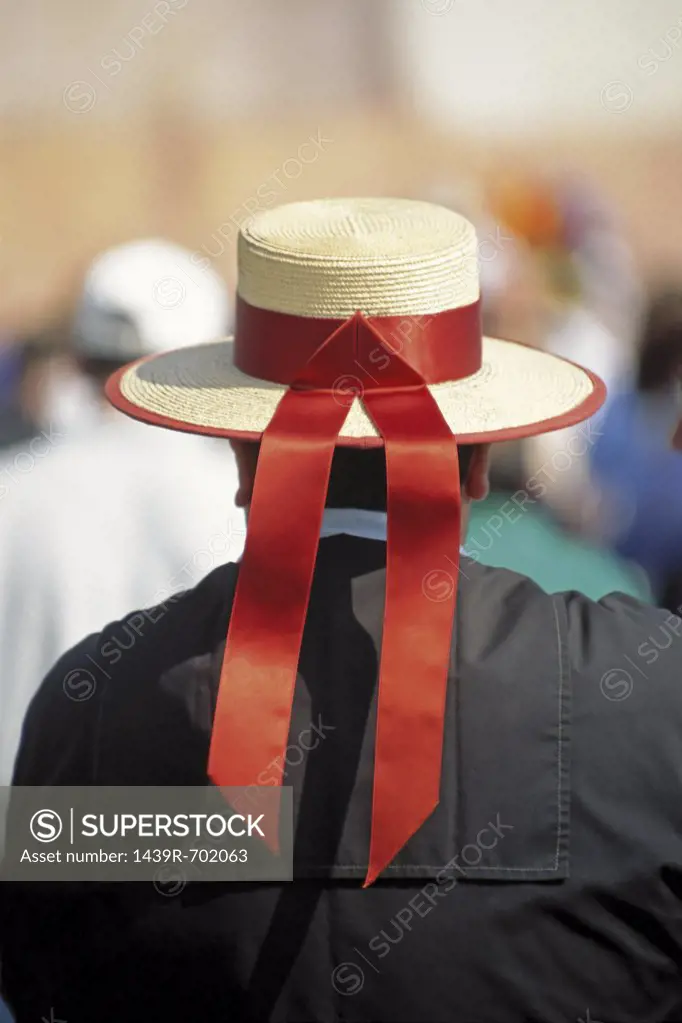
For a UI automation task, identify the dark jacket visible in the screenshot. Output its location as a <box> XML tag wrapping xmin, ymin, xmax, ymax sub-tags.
<box><xmin>2</xmin><ymin>535</ymin><xmax>682</xmax><ymax>1023</ymax></box>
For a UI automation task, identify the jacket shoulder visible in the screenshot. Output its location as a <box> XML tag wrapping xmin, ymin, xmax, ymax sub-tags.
<box><xmin>462</xmin><ymin>559</ymin><xmax>682</xmax><ymax>713</ymax></box>
<box><xmin>560</xmin><ymin>586</ymin><xmax>682</xmax><ymax>682</ymax></box>
<box><xmin>559</xmin><ymin>585</ymin><xmax>682</xmax><ymax>717</ymax></box>
<box><xmin>555</xmin><ymin>587</ymin><xmax>682</xmax><ymax>850</ymax></box>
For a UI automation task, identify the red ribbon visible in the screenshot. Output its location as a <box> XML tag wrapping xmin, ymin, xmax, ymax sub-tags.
<box><xmin>208</xmin><ymin>303</ymin><xmax>472</xmax><ymax>885</ymax></box>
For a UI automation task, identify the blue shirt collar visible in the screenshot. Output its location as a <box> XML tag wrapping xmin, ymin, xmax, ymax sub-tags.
<box><xmin>320</xmin><ymin>508</ymin><xmax>388</xmax><ymax>542</ymax></box>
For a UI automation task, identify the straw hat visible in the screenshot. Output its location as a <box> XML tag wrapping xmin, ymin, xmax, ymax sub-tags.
<box><xmin>107</xmin><ymin>198</ymin><xmax>604</xmax><ymax>445</ymax></box>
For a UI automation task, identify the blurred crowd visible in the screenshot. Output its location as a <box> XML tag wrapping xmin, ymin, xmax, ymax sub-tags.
<box><xmin>1</xmin><ymin>172</ymin><xmax>682</xmax><ymax>794</ymax></box>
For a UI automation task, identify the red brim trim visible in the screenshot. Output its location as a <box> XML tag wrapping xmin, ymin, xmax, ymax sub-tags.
<box><xmin>104</xmin><ymin>338</ymin><xmax>607</xmax><ymax>449</ymax></box>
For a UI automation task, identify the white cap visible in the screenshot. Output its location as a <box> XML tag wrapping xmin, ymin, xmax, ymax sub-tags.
<box><xmin>73</xmin><ymin>239</ymin><xmax>230</xmax><ymax>361</ymax></box>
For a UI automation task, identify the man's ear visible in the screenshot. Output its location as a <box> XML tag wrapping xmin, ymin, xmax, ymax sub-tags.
<box><xmin>463</xmin><ymin>444</ymin><xmax>491</xmax><ymax>502</ymax></box>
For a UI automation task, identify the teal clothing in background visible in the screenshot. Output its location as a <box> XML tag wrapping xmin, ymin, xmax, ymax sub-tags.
<box><xmin>465</xmin><ymin>492</ymin><xmax>651</xmax><ymax>602</ymax></box>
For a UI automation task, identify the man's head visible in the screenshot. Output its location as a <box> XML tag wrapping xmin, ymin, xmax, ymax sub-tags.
<box><xmin>230</xmin><ymin>439</ymin><xmax>491</xmax><ymax>537</ymax></box>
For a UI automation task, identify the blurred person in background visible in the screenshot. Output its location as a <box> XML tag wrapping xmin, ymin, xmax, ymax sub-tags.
<box><xmin>0</xmin><ymin>334</ymin><xmax>62</xmax><ymax>451</ymax></box>
<box><xmin>0</xmin><ymin>340</ymin><xmax>33</xmax><ymax>450</ymax></box>
<box><xmin>590</xmin><ymin>287</ymin><xmax>682</xmax><ymax>611</ymax></box>
<box><xmin>490</xmin><ymin>174</ymin><xmax>638</xmax><ymax>395</ymax></box>
<box><xmin>490</xmin><ymin>175</ymin><xmax>639</xmax><ymax>533</ymax></box>
<box><xmin>558</xmin><ymin>174</ymin><xmax>642</xmax><ymax>353</ymax></box>
<box><xmin>0</xmin><ymin>239</ymin><xmax>245</xmax><ymax>791</ymax></box>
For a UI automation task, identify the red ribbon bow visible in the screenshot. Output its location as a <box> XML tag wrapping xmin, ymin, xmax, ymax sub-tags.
<box><xmin>208</xmin><ymin>300</ymin><xmax>478</xmax><ymax>885</ymax></box>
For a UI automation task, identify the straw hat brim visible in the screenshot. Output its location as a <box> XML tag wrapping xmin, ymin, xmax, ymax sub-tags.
<box><xmin>106</xmin><ymin>334</ymin><xmax>605</xmax><ymax>447</ymax></box>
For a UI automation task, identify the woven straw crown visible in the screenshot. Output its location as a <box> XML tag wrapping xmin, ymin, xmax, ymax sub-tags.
<box><xmin>237</xmin><ymin>198</ymin><xmax>480</xmax><ymax>318</ymax></box>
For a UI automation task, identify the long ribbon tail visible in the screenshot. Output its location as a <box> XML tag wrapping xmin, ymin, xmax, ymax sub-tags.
<box><xmin>207</xmin><ymin>322</ymin><xmax>352</xmax><ymax>850</ymax></box>
<box><xmin>360</xmin><ymin>318</ymin><xmax>461</xmax><ymax>886</ymax></box>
